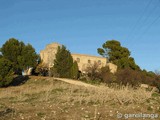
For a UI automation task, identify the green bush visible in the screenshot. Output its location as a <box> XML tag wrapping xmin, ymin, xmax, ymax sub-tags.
<box><xmin>0</xmin><ymin>58</ymin><xmax>14</xmax><ymax>87</ymax></box>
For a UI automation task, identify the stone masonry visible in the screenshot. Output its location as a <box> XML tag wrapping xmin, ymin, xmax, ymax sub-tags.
<box><xmin>40</xmin><ymin>43</ymin><xmax>117</xmax><ymax>73</ymax></box>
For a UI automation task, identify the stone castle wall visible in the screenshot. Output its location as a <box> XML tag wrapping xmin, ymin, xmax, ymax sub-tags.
<box><xmin>40</xmin><ymin>43</ymin><xmax>61</xmax><ymax>67</ymax></box>
<box><xmin>40</xmin><ymin>43</ymin><xmax>117</xmax><ymax>73</ymax></box>
<box><xmin>72</xmin><ymin>53</ymin><xmax>107</xmax><ymax>71</ymax></box>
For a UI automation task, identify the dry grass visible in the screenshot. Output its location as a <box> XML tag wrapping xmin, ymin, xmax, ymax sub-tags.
<box><xmin>0</xmin><ymin>76</ymin><xmax>159</xmax><ymax>120</ymax></box>
<box><xmin>0</xmin><ymin>78</ymin><xmax>153</xmax><ymax>105</ymax></box>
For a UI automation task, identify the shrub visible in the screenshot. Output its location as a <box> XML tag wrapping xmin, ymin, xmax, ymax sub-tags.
<box><xmin>49</xmin><ymin>67</ymin><xmax>59</xmax><ymax>77</ymax></box>
<box><xmin>35</xmin><ymin>62</ymin><xmax>49</xmax><ymax>76</ymax></box>
<box><xmin>83</xmin><ymin>64</ymin><xmax>115</xmax><ymax>84</ymax></box>
<box><xmin>84</xmin><ymin>62</ymin><xmax>101</xmax><ymax>81</ymax></box>
<box><xmin>100</xmin><ymin>66</ymin><xmax>115</xmax><ymax>84</ymax></box>
<box><xmin>0</xmin><ymin>58</ymin><xmax>14</xmax><ymax>87</ymax></box>
<box><xmin>70</xmin><ymin>61</ymin><xmax>79</xmax><ymax>79</ymax></box>
<box><xmin>115</xmin><ymin>68</ymin><xmax>142</xmax><ymax>87</ymax></box>
<box><xmin>114</xmin><ymin>68</ymin><xmax>160</xmax><ymax>90</ymax></box>
<box><xmin>156</xmin><ymin>83</ymin><xmax>160</xmax><ymax>92</ymax></box>
<box><xmin>152</xmin><ymin>76</ymin><xmax>160</xmax><ymax>92</ymax></box>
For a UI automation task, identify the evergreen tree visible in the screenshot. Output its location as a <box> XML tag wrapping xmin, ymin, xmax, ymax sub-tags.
<box><xmin>97</xmin><ymin>40</ymin><xmax>139</xmax><ymax>70</ymax></box>
<box><xmin>1</xmin><ymin>38</ymin><xmax>38</xmax><ymax>74</ymax></box>
<box><xmin>0</xmin><ymin>57</ymin><xmax>14</xmax><ymax>87</ymax></box>
<box><xmin>71</xmin><ymin>61</ymin><xmax>79</xmax><ymax>79</ymax></box>
<box><xmin>54</xmin><ymin>45</ymin><xmax>73</xmax><ymax>78</ymax></box>
<box><xmin>1</xmin><ymin>38</ymin><xmax>24</xmax><ymax>74</ymax></box>
<box><xmin>18</xmin><ymin>43</ymin><xmax>38</xmax><ymax>71</ymax></box>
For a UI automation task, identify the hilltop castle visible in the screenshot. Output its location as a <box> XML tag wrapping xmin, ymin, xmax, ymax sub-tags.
<box><xmin>40</xmin><ymin>43</ymin><xmax>117</xmax><ymax>73</ymax></box>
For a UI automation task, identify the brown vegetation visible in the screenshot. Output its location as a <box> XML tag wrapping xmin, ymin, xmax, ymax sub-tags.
<box><xmin>0</xmin><ymin>76</ymin><xmax>159</xmax><ymax>120</ymax></box>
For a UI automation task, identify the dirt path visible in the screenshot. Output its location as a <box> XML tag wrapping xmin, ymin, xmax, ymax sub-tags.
<box><xmin>53</xmin><ymin>77</ymin><xmax>98</xmax><ymax>88</ymax></box>
<box><xmin>30</xmin><ymin>76</ymin><xmax>99</xmax><ymax>88</ymax></box>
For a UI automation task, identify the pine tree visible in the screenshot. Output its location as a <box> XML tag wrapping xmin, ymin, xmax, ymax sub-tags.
<box><xmin>54</xmin><ymin>45</ymin><xmax>73</xmax><ymax>78</ymax></box>
<box><xmin>0</xmin><ymin>57</ymin><xmax>14</xmax><ymax>87</ymax></box>
<box><xmin>97</xmin><ymin>40</ymin><xmax>140</xmax><ymax>70</ymax></box>
<box><xmin>1</xmin><ymin>38</ymin><xmax>38</xmax><ymax>74</ymax></box>
<box><xmin>71</xmin><ymin>61</ymin><xmax>79</xmax><ymax>79</ymax></box>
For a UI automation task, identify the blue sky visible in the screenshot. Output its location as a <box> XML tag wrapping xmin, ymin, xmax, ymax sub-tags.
<box><xmin>0</xmin><ymin>0</ymin><xmax>160</xmax><ymax>71</ymax></box>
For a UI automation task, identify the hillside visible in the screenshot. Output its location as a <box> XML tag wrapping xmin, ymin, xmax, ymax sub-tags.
<box><xmin>0</xmin><ymin>76</ymin><xmax>160</xmax><ymax>120</ymax></box>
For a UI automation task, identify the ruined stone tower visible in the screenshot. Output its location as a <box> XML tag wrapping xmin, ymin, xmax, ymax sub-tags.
<box><xmin>40</xmin><ymin>43</ymin><xmax>61</xmax><ymax>68</ymax></box>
